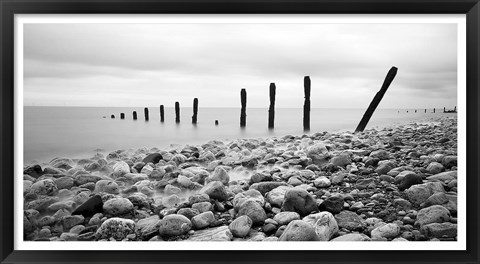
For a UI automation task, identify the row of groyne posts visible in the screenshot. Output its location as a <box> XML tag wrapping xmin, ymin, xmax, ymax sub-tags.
<box><xmin>107</xmin><ymin>66</ymin><xmax>456</xmax><ymax>133</ymax></box>
<box><xmin>400</xmin><ymin>106</ymin><xmax>457</xmax><ymax>113</ymax></box>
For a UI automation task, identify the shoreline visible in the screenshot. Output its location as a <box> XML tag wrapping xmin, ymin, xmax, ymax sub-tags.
<box><xmin>23</xmin><ymin>116</ymin><xmax>458</xmax><ymax>242</ymax></box>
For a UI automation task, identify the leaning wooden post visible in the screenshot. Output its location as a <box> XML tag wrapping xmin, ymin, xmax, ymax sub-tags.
<box><xmin>133</xmin><ymin>111</ymin><xmax>137</xmax><ymax>120</ymax></box>
<box><xmin>144</xmin><ymin>107</ymin><xmax>149</xmax><ymax>121</ymax></box>
<box><xmin>240</xmin><ymin>89</ymin><xmax>247</xmax><ymax>127</ymax></box>
<box><xmin>268</xmin><ymin>83</ymin><xmax>276</xmax><ymax>129</ymax></box>
<box><xmin>175</xmin><ymin>102</ymin><xmax>180</xmax><ymax>123</ymax></box>
<box><xmin>303</xmin><ymin>76</ymin><xmax>311</xmax><ymax>131</ymax></box>
<box><xmin>120</xmin><ymin>113</ymin><xmax>125</xmax><ymax>119</ymax></box>
<box><xmin>160</xmin><ymin>105</ymin><xmax>164</xmax><ymax>122</ymax></box>
<box><xmin>192</xmin><ymin>98</ymin><xmax>198</xmax><ymax>124</ymax></box>
<box><xmin>355</xmin><ymin>66</ymin><xmax>398</xmax><ymax>133</ymax></box>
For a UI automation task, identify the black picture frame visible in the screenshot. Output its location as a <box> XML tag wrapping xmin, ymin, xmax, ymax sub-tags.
<box><xmin>1</xmin><ymin>0</ymin><xmax>479</xmax><ymax>263</ymax></box>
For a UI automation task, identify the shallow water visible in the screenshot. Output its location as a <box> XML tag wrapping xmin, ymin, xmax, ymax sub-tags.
<box><xmin>24</xmin><ymin>106</ymin><xmax>456</xmax><ymax>165</ymax></box>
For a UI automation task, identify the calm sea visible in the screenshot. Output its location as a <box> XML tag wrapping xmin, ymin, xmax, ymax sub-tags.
<box><xmin>24</xmin><ymin>106</ymin><xmax>454</xmax><ymax>165</ymax></box>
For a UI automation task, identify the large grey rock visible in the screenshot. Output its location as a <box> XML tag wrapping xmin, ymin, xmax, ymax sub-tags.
<box><xmin>95</xmin><ymin>217</ymin><xmax>135</xmax><ymax>240</ymax></box>
<box><xmin>208</xmin><ymin>167</ymin><xmax>230</xmax><ymax>185</ymax></box>
<box><xmin>266</xmin><ymin>186</ymin><xmax>292</xmax><ymax>207</ymax></box>
<box><xmin>237</xmin><ymin>198</ymin><xmax>267</xmax><ymax>225</ymax></box>
<box><xmin>233</xmin><ymin>189</ymin><xmax>265</xmax><ymax>210</ymax></box>
<box><xmin>199</xmin><ymin>181</ymin><xmax>228</xmax><ymax>201</ymax></box>
<box><xmin>416</xmin><ymin>205</ymin><xmax>450</xmax><ymax>226</ymax></box>
<box><xmin>135</xmin><ymin>215</ymin><xmax>161</xmax><ymax>240</ymax></box>
<box><xmin>281</xmin><ymin>188</ymin><xmax>317</xmax><ymax>216</ymax></box>
<box><xmin>426</xmin><ymin>171</ymin><xmax>457</xmax><ymax>182</ymax></box>
<box><xmin>191</xmin><ymin>211</ymin><xmax>215</xmax><ymax>230</ymax></box>
<box><xmin>330</xmin><ymin>153</ymin><xmax>351</xmax><ymax>167</ymax></box>
<box><xmin>273</xmin><ymin>212</ymin><xmax>300</xmax><ymax>226</ymax></box>
<box><xmin>29</xmin><ymin>179</ymin><xmax>58</xmax><ymax>196</ymax></box>
<box><xmin>334</xmin><ymin>211</ymin><xmax>366</xmax><ymax>231</ymax></box>
<box><xmin>371</xmin><ymin>223</ymin><xmax>400</xmax><ymax>239</ymax></box>
<box><xmin>319</xmin><ymin>194</ymin><xmax>344</xmax><ymax>214</ymax></box>
<box><xmin>103</xmin><ymin>198</ymin><xmax>134</xmax><ymax>216</ymax></box>
<box><xmin>426</xmin><ymin>162</ymin><xmax>444</xmax><ymax>174</ymax></box>
<box><xmin>370</xmin><ymin>150</ymin><xmax>390</xmax><ymax>160</ymax></box>
<box><xmin>398</xmin><ymin>173</ymin><xmax>423</xmax><ymax>191</ymax></box>
<box><xmin>405</xmin><ymin>182</ymin><xmax>445</xmax><ymax>206</ymax></box>
<box><xmin>229</xmin><ymin>215</ymin><xmax>253</xmax><ymax>237</ymax></box>
<box><xmin>420</xmin><ymin>222</ymin><xmax>457</xmax><ymax>239</ymax></box>
<box><xmin>113</xmin><ymin>161</ymin><xmax>130</xmax><ymax>177</ymax></box>
<box><xmin>278</xmin><ymin>220</ymin><xmax>319</xmax><ymax>241</ymax></box>
<box><xmin>94</xmin><ymin>180</ymin><xmax>120</xmax><ymax>194</ymax></box>
<box><xmin>158</xmin><ymin>214</ymin><xmax>192</xmax><ymax>237</ymax></box>
<box><xmin>302</xmin><ymin>212</ymin><xmax>338</xmax><ymax>241</ymax></box>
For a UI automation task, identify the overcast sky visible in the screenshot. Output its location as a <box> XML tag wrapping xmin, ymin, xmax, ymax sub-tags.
<box><xmin>24</xmin><ymin>23</ymin><xmax>457</xmax><ymax>108</ymax></box>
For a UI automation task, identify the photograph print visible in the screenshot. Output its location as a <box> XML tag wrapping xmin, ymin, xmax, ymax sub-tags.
<box><xmin>21</xmin><ymin>16</ymin><xmax>461</xmax><ymax>247</ymax></box>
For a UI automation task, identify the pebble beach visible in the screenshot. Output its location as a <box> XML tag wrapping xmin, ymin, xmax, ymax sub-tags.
<box><xmin>23</xmin><ymin>116</ymin><xmax>458</xmax><ymax>242</ymax></box>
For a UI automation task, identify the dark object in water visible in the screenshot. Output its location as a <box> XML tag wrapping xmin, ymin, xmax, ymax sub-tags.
<box><xmin>268</xmin><ymin>83</ymin><xmax>276</xmax><ymax>129</ymax></box>
<box><xmin>133</xmin><ymin>111</ymin><xmax>137</xmax><ymax>120</ymax></box>
<box><xmin>215</xmin><ymin>120</ymin><xmax>219</xmax><ymax>125</ymax></box>
<box><xmin>355</xmin><ymin>66</ymin><xmax>398</xmax><ymax>132</ymax></box>
<box><xmin>240</xmin><ymin>89</ymin><xmax>247</xmax><ymax>127</ymax></box>
<box><xmin>24</xmin><ymin>165</ymin><xmax>43</xmax><ymax>178</ymax></box>
<box><xmin>144</xmin><ymin>107</ymin><xmax>149</xmax><ymax>121</ymax></box>
<box><xmin>72</xmin><ymin>195</ymin><xmax>103</xmax><ymax>217</ymax></box>
<box><xmin>192</xmin><ymin>98</ymin><xmax>198</xmax><ymax>124</ymax></box>
<box><xmin>111</xmin><ymin>114</ymin><xmax>115</xmax><ymax>119</ymax></box>
<box><xmin>160</xmin><ymin>105</ymin><xmax>165</xmax><ymax>122</ymax></box>
<box><xmin>303</xmin><ymin>76</ymin><xmax>311</xmax><ymax>131</ymax></box>
<box><xmin>120</xmin><ymin>113</ymin><xmax>125</xmax><ymax>119</ymax></box>
<box><xmin>175</xmin><ymin>102</ymin><xmax>180</xmax><ymax>123</ymax></box>
<box><xmin>142</xmin><ymin>153</ymin><xmax>163</xmax><ymax>164</ymax></box>
<box><xmin>443</xmin><ymin>106</ymin><xmax>457</xmax><ymax>113</ymax></box>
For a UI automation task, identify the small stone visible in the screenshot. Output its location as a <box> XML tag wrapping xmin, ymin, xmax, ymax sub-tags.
<box><xmin>29</xmin><ymin>179</ymin><xmax>58</xmax><ymax>196</ymax></box>
<box><xmin>237</xmin><ymin>199</ymin><xmax>267</xmax><ymax>225</ymax></box>
<box><xmin>426</xmin><ymin>162</ymin><xmax>444</xmax><ymax>174</ymax></box>
<box><xmin>187</xmin><ymin>226</ymin><xmax>233</xmax><ymax>241</ymax></box>
<box><xmin>191</xmin><ymin>211</ymin><xmax>215</xmax><ymax>230</ymax></box>
<box><xmin>319</xmin><ymin>194</ymin><xmax>344</xmax><ymax>214</ymax></box>
<box><xmin>281</xmin><ymin>188</ymin><xmax>317</xmax><ymax>216</ymax></box>
<box><xmin>398</xmin><ymin>173</ymin><xmax>423</xmax><ymax>191</ymax></box>
<box><xmin>102</xmin><ymin>198</ymin><xmax>134</xmax><ymax>216</ymax></box>
<box><xmin>95</xmin><ymin>217</ymin><xmax>135</xmax><ymax>240</ymax></box>
<box><xmin>192</xmin><ymin>201</ymin><xmax>213</xmax><ymax>213</ymax></box>
<box><xmin>113</xmin><ymin>161</ymin><xmax>130</xmax><ymax>177</ymax></box>
<box><xmin>313</xmin><ymin>176</ymin><xmax>331</xmax><ymax>188</ymax></box>
<box><xmin>420</xmin><ymin>222</ymin><xmax>457</xmax><ymax>239</ymax></box>
<box><xmin>331</xmin><ymin>233</ymin><xmax>371</xmax><ymax>241</ymax></box>
<box><xmin>200</xmin><ymin>181</ymin><xmax>228</xmax><ymax>201</ymax></box>
<box><xmin>208</xmin><ymin>167</ymin><xmax>230</xmax><ymax>185</ymax></box>
<box><xmin>334</xmin><ymin>210</ymin><xmax>366</xmax><ymax>231</ymax></box>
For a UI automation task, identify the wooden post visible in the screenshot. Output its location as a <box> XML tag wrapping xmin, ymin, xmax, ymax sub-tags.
<box><xmin>215</xmin><ymin>120</ymin><xmax>219</xmax><ymax>126</ymax></box>
<box><xmin>303</xmin><ymin>76</ymin><xmax>311</xmax><ymax>131</ymax></box>
<box><xmin>133</xmin><ymin>111</ymin><xmax>137</xmax><ymax>120</ymax></box>
<box><xmin>120</xmin><ymin>113</ymin><xmax>125</xmax><ymax>119</ymax></box>
<box><xmin>433</xmin><ymin>108</ymin><xmax>436</xmax><ymax>113</ymax></box>
<box><xmin>175</xmin><ymin>102</ymin><xmax>180</xmax><ymax>123</ymax></box>
<box><xmin>454</xmin><ymin>106</ymin><xmax>456</xmax><ymax>112</ymax></box>
<box><xmin>268</xmin><ymin>83</ymin><xmax>276</xmax><ymax>129</ymax></box>
<box><xmin>192</xmin><ymin>98</ymin><xmax>198</xmax><ymax>124</ymax></box>
<box><xmin>240</xmin><ymin>89</ymin><xmax>247</xmax><ymax>127</ymax></box>
<box><xmin>160</xmin><ymin>105</ymin><xmax>164</xmax><ymax>122</ymax></box>
<box><xmin>111</xmin><ymin>114</ymin><xmax>115</xmax><ymax>119</ymax></box>
<box><xmin>415</xmin><ymin>109</ymin><xmax>417</xmax><ymax>113</ymax></box>
<box><xmin>144</xmin><ymin>107</ymin><xmax>149</xmax><ymax>121</ymax></box>
<box><xmin>355</xmin><ymin>66</ymin><xmax>398</xmax><ymax>133</ymax></box>
<box><xmin>443</xmin><ymin>107</ymin><xmax>446</xmax><ymax>113</ymax></box>
<box><xmin>425</xmin><ymin>109</ymin><xmax>427</xmax><ymax>113</ymax></box>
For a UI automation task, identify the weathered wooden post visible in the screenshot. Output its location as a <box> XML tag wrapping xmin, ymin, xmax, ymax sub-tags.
<box><xmin>355</xmin><ymin>66</ymin><xmax>398</xmax><ymax>133</ymax></box>
<box><xmin>160</xmin><ymin>105</ymin><xmax>165</xmax><ymax>122</ymax></box>
<box><xmin>111</xmin><ymin>114</ymin><xmax>115</xmax><ymax>119</ymax></box>
<box><xmin>175</xmin><ymin>102</ymin><xmax>180</xmax><ymax>123</ymax></box>
<box><xmin>454</xmin><ymin>106</ymin><xmax>457</xmax><ymax>112</ymax></box>
<box><xmin>425</xmin><ymin>109</ymin><xmax>427</xmax><ymax>113</ymax></box>
<box><xmin>443</xmin><ymin>107</ymin><xmax>446</xmax><ymax>113</ymax></box>
<box><xmin>144</xmin><ymin>107</ymin><xmax>149</xmax><ymax>121</ymax></box>
<box><xmin>240</xmin><ymin>89</ymin><xmax>247</xmax><ymax>127</ymax></box>
<box><xmin>215</xmin><ymin>120</ymin><xmax>219</xmax><ymax>126</ymax></box>
<box><xmin>192</xmin><ymin>98</ymin><xmax>198</xmax><ymax>124</ymax></box>
<box><xmin>433</xmin><ymin>108</ymin><xmax>436</xmax><ymax>113</ymax></box>
<box><xmin>120</xmin><ymin>113</ymin><xmax>125</xmax><ymax>119</ymax></box>
<box><xmin>415</xmin><ymin>109</ymin><xmax>417</xmax><ymax>113</ymax></box>
<box><xmin>268</xmin><ymin>83</ymin><xmax>276</xmax><ymax>129</ymax></box>
<box><xmin>133</xmin><ymin>111</ymin><xmax>137</xmax><ymax>120</ymax></box>
<box><xmin>303</xmin><ymin>76</ymin><xmax>311</xmax><ymax>131</ymax></box>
